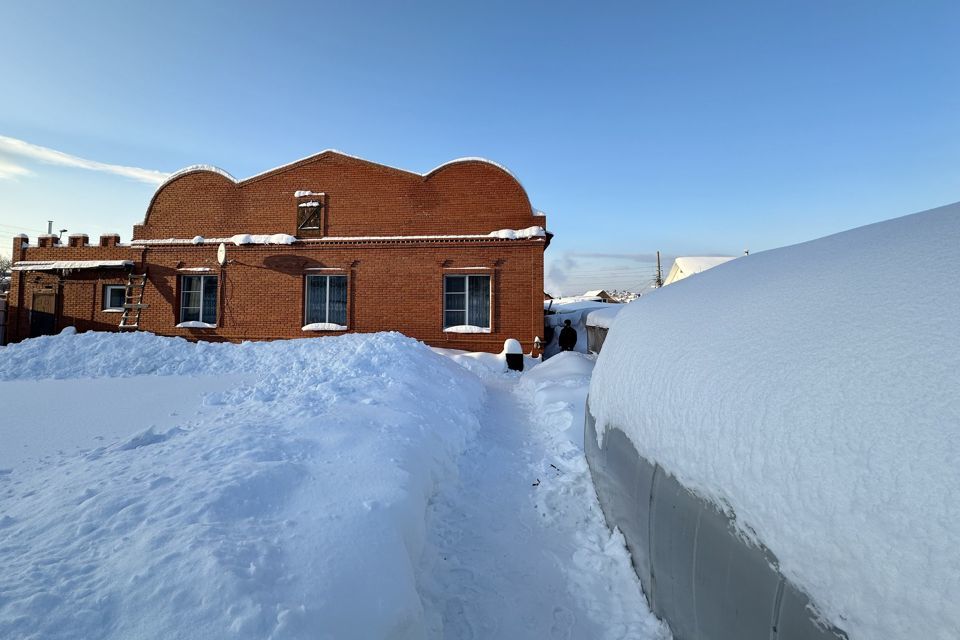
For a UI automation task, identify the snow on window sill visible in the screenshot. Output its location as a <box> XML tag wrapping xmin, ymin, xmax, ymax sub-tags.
<box><xmin>302</xmin><ymin>323</ymin><xmax>348</xmax><ymax>332</ymax></box>
<box><xmin>102</xmin><ymin>309</ymin><xmax>124</xmax><ymax>313</ymax></box>
<box><xmin>176</xmin><ymin>321</ymin><xmax>217</xmax><ymax>329</ymax></box>
<box><xmin>443</xmin><ymin>325</ymin><xmax>492</xmax><ymax>334</ymax></box>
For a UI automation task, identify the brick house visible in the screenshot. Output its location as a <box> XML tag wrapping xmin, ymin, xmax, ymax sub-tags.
<box><xmin>3</xmin><ymin>151</ymin><xmax>549</xmax><ymax>353</ymax></box>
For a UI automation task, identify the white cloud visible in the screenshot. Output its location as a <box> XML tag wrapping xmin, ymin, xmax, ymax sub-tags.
<box><xmin>0</xmin><ymin>156</ymin><xmax>34</xmax><ymax>180</ymax></box>
<box><xmin>0</xmin><ymin>134</ymin><xmax>169</xmax><ymax>185</ymax></box>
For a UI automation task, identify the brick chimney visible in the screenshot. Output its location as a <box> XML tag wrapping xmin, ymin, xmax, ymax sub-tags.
<box><xmin>99</xmin><ymin>234</ymin><xmax>121</xmax><ymax>247</ymax></box>
<box><xmin>11</xmin><ymin>234</ymin><xmax>28</xmax><ymax>259</ymax></box>
<box><xmin>67</xmin><ymin>234</ymin><xmax>89</xmax><ymax>248</ymax></box>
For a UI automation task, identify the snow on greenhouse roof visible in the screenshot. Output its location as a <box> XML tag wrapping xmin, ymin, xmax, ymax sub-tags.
<box><xmin>584</xmin><ymin>305</ymin><xmax>624</xmax><ymax>329</ymax></box>
<box><xmin>590</xmin><ymin>201</ymin><xmax>960</xmax><ymax>640</ymax></box>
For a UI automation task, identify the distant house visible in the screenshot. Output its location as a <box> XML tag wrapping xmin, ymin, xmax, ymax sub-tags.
<box><xmin>3</xmin><ymin>151</ymin><xmax>550</xmax><ymax>353</ymax></box>
<box><xmin>664</xmin><ymin>256</ymin><xmax>736</xmax><ymax>286</ymax></box>
<box><xmin>583</xmin><ymin>289</ymin><xmax>618</xmax><ymax>303</ymax></box>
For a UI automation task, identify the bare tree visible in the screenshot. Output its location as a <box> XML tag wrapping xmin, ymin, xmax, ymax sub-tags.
<box><xmin>0</xmin><ymin>255</ymin><xmax>11</xmax><ymax>273</ymax></box>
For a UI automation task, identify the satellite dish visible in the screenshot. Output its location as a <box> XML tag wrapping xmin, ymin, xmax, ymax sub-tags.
<box><xmin>217</xmin><ymin>243</ymin><xmax>227</xmax><ymax>266</ymax></box>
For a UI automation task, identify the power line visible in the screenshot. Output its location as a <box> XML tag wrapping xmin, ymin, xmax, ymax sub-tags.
<box><xmin>0</xmin><ymin>223</ymin><xmax>49</xmax><ymax>234</ymax></box>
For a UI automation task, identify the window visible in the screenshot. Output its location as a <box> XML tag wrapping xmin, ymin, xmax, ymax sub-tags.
<box><xmin>103</xmin><ymin>285</ymin><xmax>126</xmax><ymax>311</ymax></box>
<box><xmin>444</xmin><ymin>274</ymin><xmax>491</xmax><ymax>329</ymax></box>
<box><xmin>305</xmin><ymin>275</ymin><xmax>348</xmax><ymax>327</ymax></box>
<box><xmin>180</xmin><ymin>275</ymin><xmax>218</xmax><ymax>325</ymax></box>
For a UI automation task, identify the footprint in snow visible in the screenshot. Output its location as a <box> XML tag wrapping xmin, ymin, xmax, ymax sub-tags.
<box><xmin>550</xmin><ymin>606</ymin><xmax>575</xmax><ymax>639</ymax></box>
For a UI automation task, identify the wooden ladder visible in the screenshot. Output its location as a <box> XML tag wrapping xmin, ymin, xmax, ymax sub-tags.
<box><xmin>119</xmin><ymin>273</ymin><xmax>149</xmax><ymax>329</ymax></box>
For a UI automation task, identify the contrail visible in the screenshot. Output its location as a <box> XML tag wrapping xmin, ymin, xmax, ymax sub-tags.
<box><xmin>0</xmin><ymin>134</ymin><xmax>169</xmax><ymax>185</ymax></box>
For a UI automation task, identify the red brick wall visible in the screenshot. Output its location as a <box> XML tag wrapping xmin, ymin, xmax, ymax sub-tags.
<box><xmin>4</xmin><ymin>154</ymin><xmax>548</xmax><ymax>353</ymax></box>
<box><xmin>134</xmin><ymin>152</ymin><xmax>543</xmax><ymax>239</ymax></box>
<box><xmin>4</xmin><ymin>236</ymin><xmax>143</xmax><ymax>341</ymax></box>
<box><xmin>5</xmin><ymin>241</ymin><xmax>544</xmax><ymax>351</ymax></box>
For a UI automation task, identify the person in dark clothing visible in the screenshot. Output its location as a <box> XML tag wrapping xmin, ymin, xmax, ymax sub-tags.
<box><xmin>558</xmin><ymin>319</ymin><xmax>577</xmax><ymax>352</ymax></box>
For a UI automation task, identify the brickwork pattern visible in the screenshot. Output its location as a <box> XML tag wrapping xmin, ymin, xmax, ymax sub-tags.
<box><xmin>4</xmin><ymin>154</ymin><xmax>547</xmax><ymax>353</ymax></box>
<box><xmin>135</xmin><ymin>153</ymin><xmax>542</xmax><ymax>239</ymax></box>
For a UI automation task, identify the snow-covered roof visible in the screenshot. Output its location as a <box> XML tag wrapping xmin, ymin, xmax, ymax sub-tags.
<box><xmin>12</xmin><ymin>260</ymin><xmax>133</xmax><ymax>272</ymax></box>
<box><xmin>585</xmin><ymin>305</ymin><xmax>624</xmax><ymax>329</ymax></box>
<box><xmin>148</xmin><ymin>151</ymin><xmax>542</xmax><ymax>226</ymax></box>
<box><xmin>153</xmin><ymin>164</ymin><xmax>238</xmax><ymax>193</ymax></box>
<box><xmin>487</xmin><ymin>226</ymin><xmax>545</xmax><ymax>239</ymax></box>
<box><xmin>132</xmin><ymin>228</ymin><xmax>546</xmax><ymax>246</ymax></box>
<box><xmin>546</xmin><ymin>296</ymin><xmax>605</xmax><ymax>308</ymax></box>
<box><xmin>426</xmin><ymin>156</ymin><xmax>519</xmax><ymax>181</ymax></box>
<box><xmin>590</xmin><ymin>201</ymin><xmax>960</xmax><ymax>640</ymax></box>
<box><xmin>663</xmin><ymin>256</ymin><xmax>736</xmax><ymax>285</ymax></box>
<box><xmin>133</xmin><ymin>234</ymin><xmax>296</xmax><ymax>247</ymax></box>
<box><xmin>158</xmin><ymin>151</ymin><xmax>523</xmax><ymax>191</ymax></box>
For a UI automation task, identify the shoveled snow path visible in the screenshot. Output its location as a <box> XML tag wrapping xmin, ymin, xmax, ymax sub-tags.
<box><xmin>417</xmin><ymin>373</ymin><xmax>668</xmax><ymax>640</ymax></box>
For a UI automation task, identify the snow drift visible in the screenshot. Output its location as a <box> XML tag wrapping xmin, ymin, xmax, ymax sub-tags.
<box><xmin>0</xmin><ymin>332</ymin><xmax>484</xmax><ymax>639</ymax></box>
<box><xmin>589</xmin><ymin>202</ymin><xmax>960</xmax><ymax>640</ymax></box>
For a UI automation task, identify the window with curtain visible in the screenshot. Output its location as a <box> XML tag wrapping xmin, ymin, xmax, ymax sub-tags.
<box><xmin>180</xmin><ymin>275</ymin><xmax>218</xmax><ymax>324</ymax></box>
<box><xmin>305</xmin><ymin>275</ymin><xmax>348</xmax><ymax>325</ymax></box>
<box><xmin>444</xmin><ymin>274</ymin><xmax>491</xmax><ymax>329</ymax></box>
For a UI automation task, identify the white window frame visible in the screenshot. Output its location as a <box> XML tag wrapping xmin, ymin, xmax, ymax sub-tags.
<box><xmin>103</xmin><ymin>284</ymin><xmax>126</xmax><ymax>312</ymax></box>
<box><xmin>179</xmin><ymin>275</ymin><xmax>218</xmax><ymax>325</ymax></box>
<box><xmin>443</xmin><ymin>274</ymin><xmax>491</xmax><ymax>329</ymax></box>
<box><xmin>304</xmin><ymin>274</ymin><xmax>348</xmax><ymax>326</ymax></box>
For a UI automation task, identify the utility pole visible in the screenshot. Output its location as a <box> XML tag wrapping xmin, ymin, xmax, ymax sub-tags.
<box><xmin>655</xmin><ymin>251</ymin><xmax>663</xmax><ymax>288</ymax></box>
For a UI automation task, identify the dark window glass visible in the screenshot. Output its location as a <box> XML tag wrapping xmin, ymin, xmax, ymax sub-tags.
<box><xmin>104</xmin><ymin>285</ymin><xmax>126</xmax><ymax>310</ymax></box>
<box><xmin>444</xmin><ymin>310</ymin><xmax>466</xmax><ymax>327</ymax></box>
<box><xmin>445</xmin><ymin>293</ymin><xmax>465</xmax><ymax>312</ymax></box>
<box><xmin>445</xmin><ymin>276</ymin><xmax>466</xmax><ymax>293</ymax></box>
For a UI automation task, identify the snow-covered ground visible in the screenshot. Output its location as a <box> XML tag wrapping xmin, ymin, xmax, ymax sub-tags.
<box><xmin>0</xmin><ymin>332</ymin><xmax>484</xmax><ymax>639</ymax></box>
<box><xmin>419</xmin><ymin>351</ymin><xmax>668</xmax><ymax>639</ymax></box>
<box><xmin>0</xmin><ymin>374</ymin><xmax>244</xmax><ymax>471</ymax></box>
<box><xmin>0</xmin><ymin>332</ymin><xmax>667</xmax><ymax>639</ymax></box>
<box><xmin>591</xmin><ymin>202</ymin><xmax>960</xmax><ymax>640</ymax></box>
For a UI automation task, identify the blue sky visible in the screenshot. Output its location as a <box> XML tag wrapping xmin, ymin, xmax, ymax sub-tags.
<box><xmin>1</xmin><ymin>1</ymin><xmax>958</xmax><ymax>294</ymax></box>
